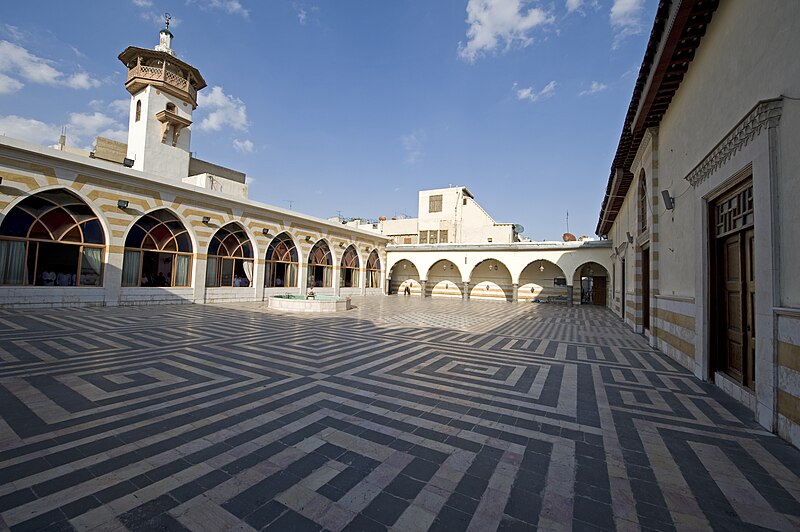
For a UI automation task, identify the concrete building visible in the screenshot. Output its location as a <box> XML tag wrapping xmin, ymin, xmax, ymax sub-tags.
<box><xmin>379</xmin><ymin>186</ymin><xmax>519</xmax><ymax>245</ymax></box>
<box><xmin>597</xmin><ymin>0</ymin><xmax>800</xmax><ymax>447</ymax></box>
<box><xmin>0</xmin><ymin>23</ymin><xmax>388</xmax><ymax>307</ymax></box>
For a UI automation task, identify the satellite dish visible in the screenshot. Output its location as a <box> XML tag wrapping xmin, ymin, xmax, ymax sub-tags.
<box><xmin>513</xmin><ymin>224</ymin><xmax>525</xmax><ymax>234</ymax></box>
<box><xmin>562</xmin><ymin>232</ymin><xmax>577</xmax><ymax>242</ymax></box>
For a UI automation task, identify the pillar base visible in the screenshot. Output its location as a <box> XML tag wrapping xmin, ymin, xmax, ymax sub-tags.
<box><xmin>567</xmin><ymin>285</ymin><xmax>574</xmax><ymax>307</ymax></box>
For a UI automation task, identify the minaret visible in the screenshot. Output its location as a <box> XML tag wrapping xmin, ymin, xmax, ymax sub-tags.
<box><xmin>118</xmin><ymin>14</ymin><xmax>206</xmax><ymax>179</ymax></box>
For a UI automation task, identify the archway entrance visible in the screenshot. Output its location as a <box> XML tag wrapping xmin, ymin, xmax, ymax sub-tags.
<box><xmin>469</xmin><ymin>259</ymin><xmax>512</xmax><ymax>301</ymax></box>
<box><xmin>518</xmin><ymin>260</ymin><xmax>568</xmax><ymax>303</ymax></box>
<box><xmin>426</xmin><ymin>260</ymin><xmax>462</xmax><ymax>298</ymax></box>
<box><xmin>389</xmin><ymin>259</ymin><xmax>420</xmax><ymax>295</ymax></box>
<box><xmin>573</xmin><ymin>262</ymin><xmax>609</xmax><ymax>305</ymax></box>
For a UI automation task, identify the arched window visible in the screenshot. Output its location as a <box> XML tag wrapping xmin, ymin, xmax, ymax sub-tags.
<box><xmin>135</xmin><ymin>100</ymin><xmax>141</xmax><ymax>122</ymax></box>
<box><xmin>0</xmin><ymin>189</ymin><xmax>104</xmax><ymax>286</ymax></box>
<box><xmin>340</xmin><ymin>245</ymin><xmax>360</xmax><ymax>288</ymax></box>
<box><xmin>122</xmin><ymin>210</ymin><xmax>192</xmax><ymax>287</ymax></box>
<box><xmin>265</xmin><ymin>232</ymin><xmax>298</xmax><ymax>288</ymax></box>
<box><xmin>307</xmin><ymin>240</ymin><xmax>332</xmax><ymax>288</ymax></box>
<box><xmin>638</xmin><ymin>171</ymin><xmax>648</xmax><ymax>234</ymax></box>
<box><xmin>206</xmin><ymin>223</ymin><xmax>254</xmax><ymax>287</ymax></box>
<box><xmin>366</xmin><ymin>250</ymin><xmax>381</xmax><ymax>288</ymax></box>
<box><xmin>166</xmin><ymin>102</ymin><xmax>176</xmax><ymax>113</ymax></box>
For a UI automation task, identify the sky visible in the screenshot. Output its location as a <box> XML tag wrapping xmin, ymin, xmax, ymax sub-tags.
<box><xmin>0</xmin><ymin>0</ymin><xmax>657</xmax><ymax>241</ymax></box>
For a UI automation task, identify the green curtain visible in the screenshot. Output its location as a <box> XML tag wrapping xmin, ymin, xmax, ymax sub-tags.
<box><xmin>0</xmin><ymin>240</ymin><xmax>25</xmax><ymax>285</ymax></box>
<box><xmin>174</xmin><ymin>255</ymin><xmax>190</xmax><ymax>287</ymax></box>
<box><xmin>121</xmin><ymin>250</ymin><xmax>140</xmax><ymax>287</ymax></box>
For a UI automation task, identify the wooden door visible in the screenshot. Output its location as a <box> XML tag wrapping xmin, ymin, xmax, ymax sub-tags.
<box><xmin>720</xmin><ymin>233</ymin><xmax>745</xmax><ymax>383</ymax></box>
<box><xmin>593</xmin><ymin>277</ymin><xmax>607</xmax><ymax>306</ymax></box>
<box><xmin>744</xmin><ymin>228</ymin><xmax>755</xmax><ymax>389</ymax></box>
<box><xmin>641</xmin><ymin>249</ymin><xmax>650</xmax><ymax>330</ymax></box>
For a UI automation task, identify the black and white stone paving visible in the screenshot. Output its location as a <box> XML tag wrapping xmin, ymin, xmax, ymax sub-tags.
<box><xmin>0</xmin><ymin>296</ymin><xmax>798</xmax><ymax>531</ymax></box>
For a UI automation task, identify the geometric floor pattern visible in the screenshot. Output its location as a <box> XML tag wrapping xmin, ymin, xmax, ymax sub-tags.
<box><xmin>0</xmin><ymin>296</ymin><xmax>799</xmax><ymax>531</ymax></box>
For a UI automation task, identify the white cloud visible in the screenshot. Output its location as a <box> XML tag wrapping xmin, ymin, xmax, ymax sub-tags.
<box><xmin>64</xmin><ymin>72</ymin><xmax>102</xmax><ymax>90</ymax></box>
<box><xmin>610</xmin><ymin>0</ymin><xmax>645</xmax><ymax>48</ymax></box>
<box><xmin>458</xmin><ymin>0</ymin><xmax>554</xmax><ymax>62</ymax></box>
<box><xmin>138</xmin><ymin>11</ymin><xmax>182</xmax><ymax>28</ymax></box>
<box><xmin>579</xmin><ymin>81</ymin><xmax>608</xmax><ymax>96</ymax></box>
<box><xmin>297</xmin><ymin>8</ymin><xmax>308</xmax><ymax>24</ymax></box>
<box><xmin>188</xmin><ymin>0</ymin><xmax>249</xmax><ymax>18</ymax></box>
<box><xmin>514</xmin><ymin>80</ymin><xmax>556</xmax><ymax>102</ymax></box>
<box><xmin>3</xmin><ymin>25</ymin><xmax>24</xmax><ymax>42</ymax></box>
<box><xmin>0</xmin><ymin>40</ymin><xmax>101</xmax><ymax>93</ymax></box>
<box><xmin>0</xmin><ymin>72</ymin><xmax>23</xmax><ymax>94</ymax></box>
<box><xmin>197</xmin><ymin>86</ymin><xmax>249</xmax><ymax>132</ymax></box>
<box><xmin>0</xmin><ymin>109</ymin><xmax>127</xmax><ymax>150</ymax></box>
<box><xmin>566</xmin><ymin>0</ymin><xmax>582</xmax><ymax>12</ymax></box>
<box><xmin>132</xmin><ymin>0</ymin><xmax>153</xmax><ymax>6</ymax></box>
<box><xmin>233</xmin><ymin>138</ymin><xmax>254</xmax><ymax>153</ymax></box>
<box><xmin>0</xmin><ymin>115</ymin><xmax>60</xmax><ymax>145</ymax></box>
<box><xmin>401</xmin><ymin>130</ymin><xmax>425</xmax><ymax>164</ymax></box>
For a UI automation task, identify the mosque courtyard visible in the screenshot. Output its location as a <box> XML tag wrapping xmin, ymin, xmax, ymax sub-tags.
<box><xmin>0</xmin><ymin>297</ymin><xmax>798</xmax><ymax>532</ymax></box>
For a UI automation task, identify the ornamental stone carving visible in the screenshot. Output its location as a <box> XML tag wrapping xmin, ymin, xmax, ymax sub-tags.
<box><xmin>685</xmin><ymin>99</ymin><xmax>783</xmax><ymax>187</ymax></box>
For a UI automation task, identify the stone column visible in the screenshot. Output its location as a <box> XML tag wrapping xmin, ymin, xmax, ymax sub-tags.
<box><xmin>420</xmin><ymin>280</ymin><xmax>427</xmax><ymax>297</ymax></box>
<box><xmin>194</xmin><ymin>254</ymin><xmax>209</xmax><ymax>303</ymax></box>
<box><xmin>360</xmin><ymin>267</ymin><xmax>367</xmax><ymax>296</ymax></box>
<box><xmin>254</xmin><ymin>259</ymin><xmax>266</xmax><ymax>301</ymax></box>
<box><xmin>104</xmin><ymin>247</ymin><xmax>124</xmax><ymax>306</ymax></box>
<box><xmin>462</xmin><ymin>282</ymin><xmax>470</xmax><ymax>300</ymax></box>
<box><xmin>333</xmin><ymin>267</ymin><xmax>341</xmax><ymax>296</ymax></box>
<box><xmin>512</xmin><ymin>283</ymin><xmax>519</xmax><ymax>303</ymax></box>
<box><xmin>567</xmin><ymin>285</ymin><xmax>574</xmax><ymax>307</ymax></box>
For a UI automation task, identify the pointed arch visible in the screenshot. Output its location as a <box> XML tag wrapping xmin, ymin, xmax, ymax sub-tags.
<box><xmin>0</xmin><ymin>188</ymin><xmax>105</xmax><ymax>286</ymax></box>
<box><xmin>307</xmin><ymin>239</ymin><xmax>333</xmax><ymax>288</ymax></box>
<box><xmin>365</xmin><ymin>249</ymin><xmax>381</xmax><ymax>288</ymax></box>
<box><xmin>265</xmin><ymin>232</ymin><xmax>298</xmax><ymax>288</ymax></box>
<box><xmin>206</xmin><ymin>222</ymin><xmax>254</xmax><ymax>287</ymax></box>
<box><xmin>121</xmin><ymin>209</ymin><xmax>193</xmax><ymax>287</ymax></box>
<box><xmin>340</xmin><ymin>245</ymin><xmax>360</xmax><ymax>288</ymax></box>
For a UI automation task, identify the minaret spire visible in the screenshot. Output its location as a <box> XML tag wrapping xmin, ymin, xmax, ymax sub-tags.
<box><xmin>155</xmin><ymin>13</ymin><xmax>175</xmax><ymax>56</ymax></box>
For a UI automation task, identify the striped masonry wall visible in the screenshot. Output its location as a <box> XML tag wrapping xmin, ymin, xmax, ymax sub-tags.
<box><xmin>651</xmin><ymin>295</ymin><xmax>696</xmax><ymax>371</ymax></box>
<box><xmin>777</xmin><ymin>310</ymin><xmax>800</xmax><ymax>448</ymax></box>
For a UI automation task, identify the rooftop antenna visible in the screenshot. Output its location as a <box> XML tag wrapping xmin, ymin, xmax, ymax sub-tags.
<box><xmin>284</xmin><ymin>200</ymin><xmax>294</xmax><ymax>210</ymax></box>
<box><xmin>566</xmin><ymin>210</ymin><xmax>570</xmax><ymax>233</ymax></box>
<box><xmin>336</xmin><ymin>210</ymin><xmax>343</xmax><ymax>220</ymax></box>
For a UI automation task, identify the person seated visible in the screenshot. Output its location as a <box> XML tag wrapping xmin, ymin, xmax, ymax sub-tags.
<box><xmin>306</xmin><ymin>287</ymin><xmax>315</xmax><ymax>299</ymax></box>
<box><xmin>155</xmin><ymin>272</ymin><xmax>167</xmax><ymax>287</ymax></box>
<box><xmin>233</xmin><ymin>275</ymin><xmax>241</xmax><ymax>287</ymax></box>
<box><xmin>41</xmin><ymin>270</ymin><xmax>56</xmax><ymax>286</ymax></box>
<box><xmin>275</xmin><ymin>277</ymin><xmax>283</xmax><ymax>287</ymax></box>
<box><xmin>56</xmin><ymin>271</ymin><xmax>72</xmax><ymax>286</ymax></box>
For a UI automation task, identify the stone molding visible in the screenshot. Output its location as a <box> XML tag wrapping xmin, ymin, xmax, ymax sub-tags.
<box><xmin>686</xmin><ymin>99</ymin><xmax>783</xmax><ymax>188</ymax></box>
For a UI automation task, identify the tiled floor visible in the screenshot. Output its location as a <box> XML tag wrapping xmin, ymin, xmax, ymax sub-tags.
<box><xmin>0</xmin><ymin>296</ymin><xmax>799</xmax><ymax>531</ymax></box>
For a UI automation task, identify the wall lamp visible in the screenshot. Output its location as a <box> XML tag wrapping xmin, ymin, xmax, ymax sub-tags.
<box><xmin>0</xmin><ymin>176</ymin><xmax>3</xmax><ymax>185</ymax></box>
<box><xmin>202</xmin><ymin>216</ymin><xmax>211</xmax><ymax>224</ymax></box>
<box><xmin>339</xmin><ymin>242</ymin><xmax>346</xmax><ymax>248</ymax></box>
<box><xmin>626</xmin><ymin>231</ymin><xmax>634</xmax><ymax>243</ymax></box>
<box><xmin>117</xmin><ymin>199</ymin><xmax>129</xmax><ymax>209</ymax></box>
<box><xmin>305</xmin><ymin>236</ymin><xmax>313</xmax><ymax>242</ymax></box>
<box><xmin>539</xmin><ymin>260</ymin><xmax>545</xmax><ymax>272</ymax></box>
<box><xmin>661</xmin><ymin>190</ymin><xmax>675</xmax><ymax>210</ymax></box>
<box><xmin>262</xmin><ymin>228</ymin><xmax>271</xmax><ymax>237</ymax></box>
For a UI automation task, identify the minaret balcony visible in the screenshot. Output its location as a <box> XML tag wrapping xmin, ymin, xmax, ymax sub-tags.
<box><xmin>126</xmin><ymin>64</ymin><xmax>197</xmax><ymax>105</ymax></box>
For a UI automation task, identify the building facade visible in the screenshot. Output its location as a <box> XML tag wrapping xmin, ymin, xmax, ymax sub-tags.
<box><xmin>597</xmin><ymin>0</ymin><xmax>800</xmax><ymax>447</ymax></box>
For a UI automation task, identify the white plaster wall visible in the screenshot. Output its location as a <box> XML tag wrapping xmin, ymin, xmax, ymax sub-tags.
<box><xmin>127</xmin><ymin>86</ymin><xmax>192</xmax><ymax>181</ymax></box>
<box><xmin>656</xmin><ymin>1</ymin><xmax>800</xmax><ymax>300</ymax></box>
